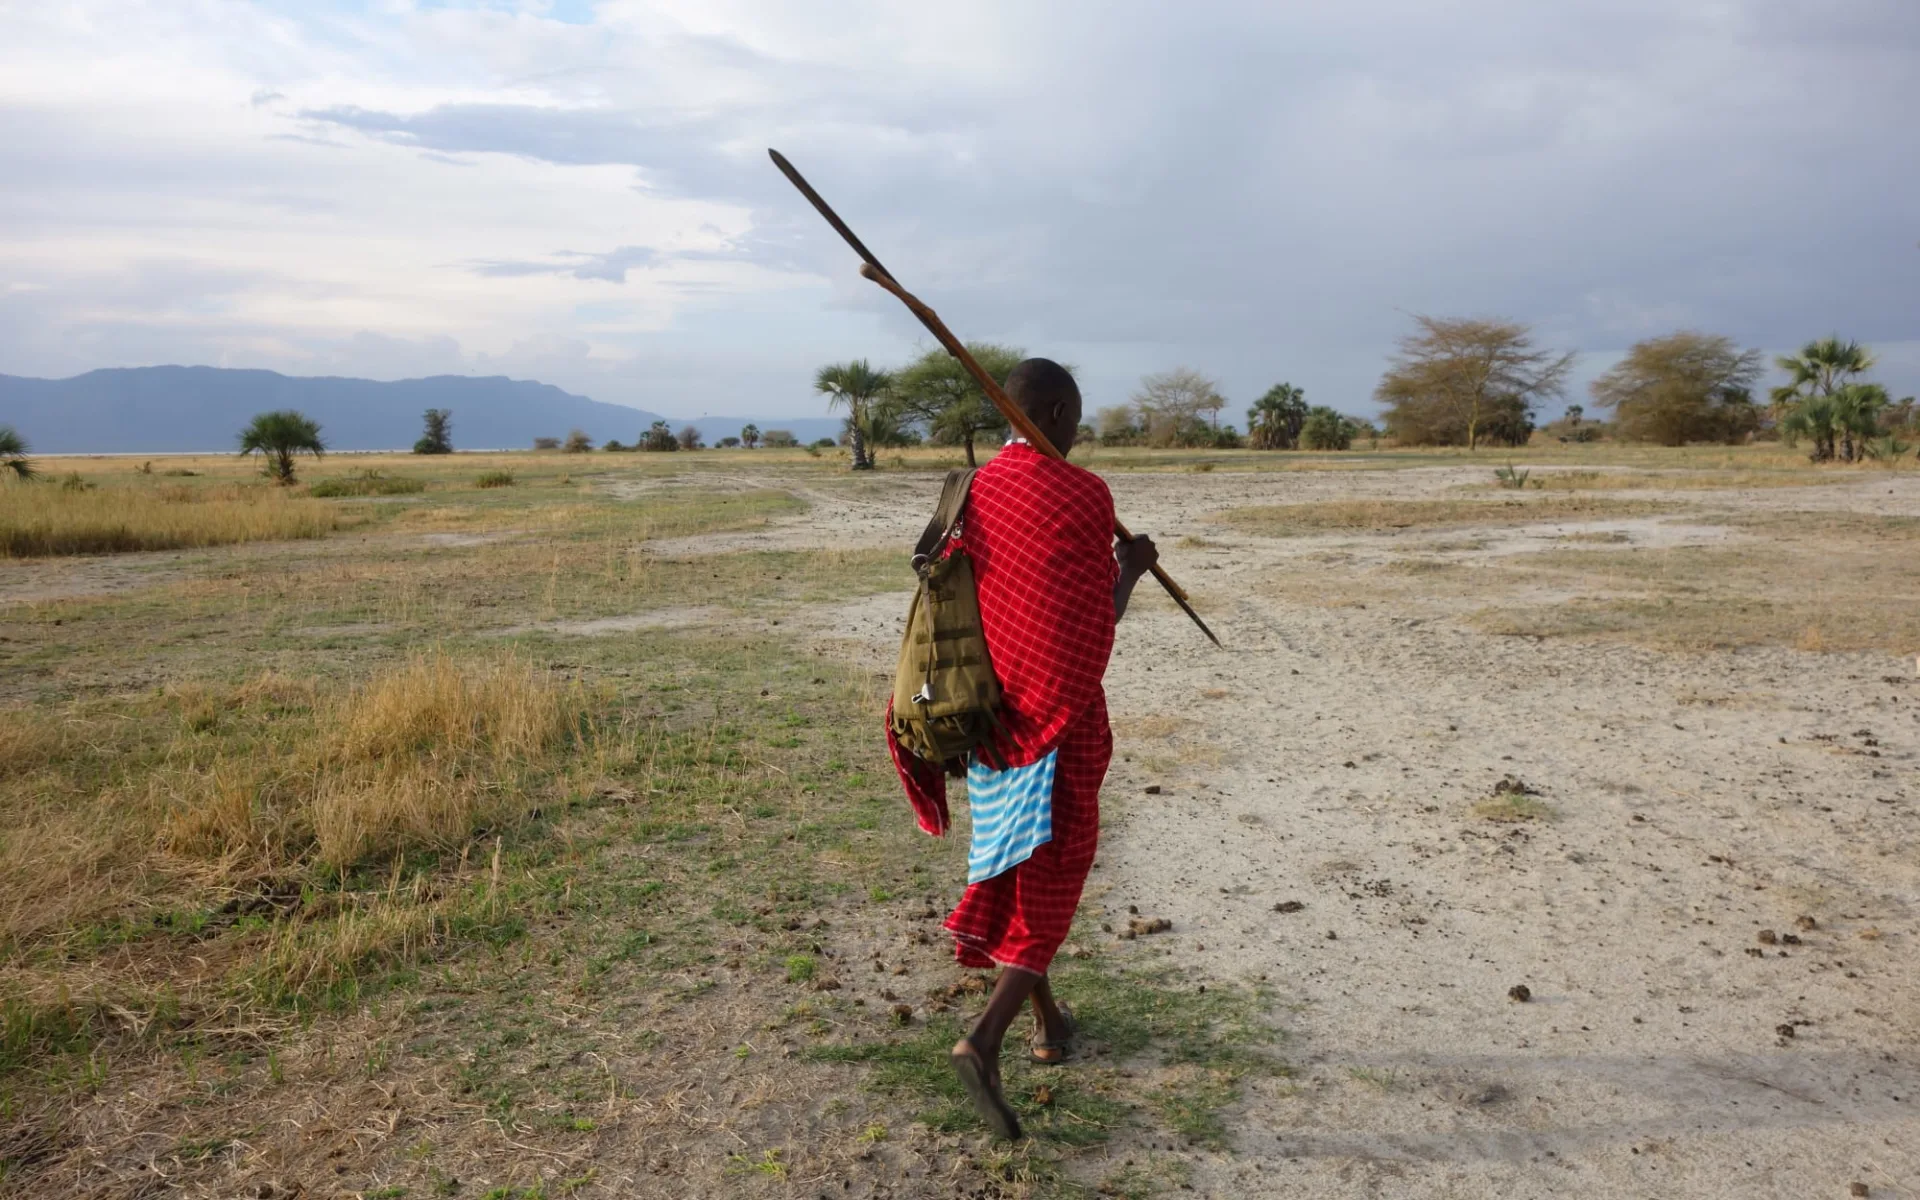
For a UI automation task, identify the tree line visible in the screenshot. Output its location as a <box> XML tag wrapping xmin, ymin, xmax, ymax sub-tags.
<box><xmin>1371</xmin><ymin>316</ymin><xmax>1914</xmax><ymax>460</ymax></box>
<box><xmin>807</xmin><ymin>316</ymin><xmax>1914</xmax><ymax>468</ymax></box>
<box><xmin>809</xmin><ymin>348</ymin><xmax>1382</xmax><ymax>469</ymax></box>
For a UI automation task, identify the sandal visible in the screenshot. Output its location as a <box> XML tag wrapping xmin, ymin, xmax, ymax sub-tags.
<box><xmin>950</xmin><ymin>1038</ymin><xmax>1023</xmax><ymax>1141</ymax></box>
<box><xmin>1029</xmin><ymin>1004</ymin><xmax>1078</xmax><ymax>1066</ymax></box>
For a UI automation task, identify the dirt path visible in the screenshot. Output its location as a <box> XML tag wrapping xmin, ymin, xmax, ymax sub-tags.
<box><xmin>794</xmin><ymin>465</ymin><xmax>1920</xmax><ymax>1198</ymax></box>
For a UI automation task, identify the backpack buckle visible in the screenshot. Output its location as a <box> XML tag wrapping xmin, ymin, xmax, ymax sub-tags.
<box><xmin>912</xmin><ymin>682</ymin><xmax>933</xmax><ymax>705</ymax></box>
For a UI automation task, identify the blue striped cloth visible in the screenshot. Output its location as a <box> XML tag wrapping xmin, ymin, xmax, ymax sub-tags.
<box><xmin>964</xmin><ymin>750</ymin><xmax>1058</xmax><ymax>884</ymax></box>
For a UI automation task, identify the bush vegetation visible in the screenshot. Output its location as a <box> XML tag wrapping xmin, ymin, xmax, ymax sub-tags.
<box><xmin>641</xmin><ymin>420</ymin><xmax>678</xmax><ymax>452</ymax></box>
<box><xmin>1</xmin><ymin>425</ymin><xmax>33</xmax><ymax>480</ymax></box>
<box><xmin>412</xmin><ymin>408</ymin><xmax>453</xmax><ymax>455</ymax></box>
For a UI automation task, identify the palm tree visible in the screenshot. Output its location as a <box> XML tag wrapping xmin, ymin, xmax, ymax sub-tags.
<box><xmin>1833</xmin><ymin>383</ymin><xmax>1889</xmax><ymax>464</ymax></box>
<box><xmin>1780</xmin><ymin>394</ymin><xmax>1839</xmax><ymax>462</ymax></box>
<box><xmin>814</xmin><ymin>359</ymin><xmax>893</xmax><ymax>470</ymax></box>
<box><xmin>1247</xmin><ymin>383</ymin><xmax>1308</xmax><ymax>450</ymax></box>
<box><xmin>0</xmin><ymin>425</ymin><xmax>34</xmax><ymax>480</ymax></box>
<box><xmin>740</xmin><ymin>423</ymin><xmax>760</xmax><ymax>449</ymax></box>
<box><xmin>1771</xmin><ymin>337</ymin><xmax>1875</xmax><ymax>458</ymax></box>
<box><xmin>238</xmin><ymin>410</ymin><xmax>326</xmax><ymax>484</ymax></box>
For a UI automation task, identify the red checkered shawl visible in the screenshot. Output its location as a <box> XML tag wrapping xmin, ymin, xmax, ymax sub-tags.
<box><xmin>886</xmin><ymin>443</ymin><xmax>1119</xmax><ymax>834</ymax></box>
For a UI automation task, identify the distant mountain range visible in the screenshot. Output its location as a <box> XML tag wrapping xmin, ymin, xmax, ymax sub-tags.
<box><xmin>0</xmin><ymin>366</ymin><xmax>842</xmax><ymax>453</ymax></box>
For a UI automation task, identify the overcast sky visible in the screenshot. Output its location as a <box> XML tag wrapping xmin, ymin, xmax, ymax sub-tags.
<box><xmin>3</xmin><ymin>0</ymin><xmax>1915</xmax><ymax>422</ymax></box>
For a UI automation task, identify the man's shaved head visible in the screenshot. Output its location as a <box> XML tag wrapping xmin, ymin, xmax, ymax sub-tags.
<box><xmin>1004</xmin><ymin>358</ymin><xmax>1082</xmax><ymax>455</ymax></box>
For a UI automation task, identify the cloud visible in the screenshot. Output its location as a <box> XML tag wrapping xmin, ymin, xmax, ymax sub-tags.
<box><xmin>470</xmin><ymin>245</ymin><xmax>661</xmax><ymax>281</ymax></box>
<box><xmin>1</xmin><ymin>0</ymin><xmax>1916</xmax><ymax>420</ymax></box>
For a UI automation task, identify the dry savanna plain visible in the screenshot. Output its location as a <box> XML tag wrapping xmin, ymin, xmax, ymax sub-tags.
<box><xmin>1</xmin><ymin>443</ymin><xmax>1916</xmax><ymax>1199</ymax></box>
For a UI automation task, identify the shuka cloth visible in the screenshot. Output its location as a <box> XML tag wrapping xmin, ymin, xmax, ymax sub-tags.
<box><xmin>885</xmin><ymin>442</ymin><xmax>1119</xmax><ymax>974</ymax></box>
<box><xmin>964</xmin><ymin>749</ymin><xmax>1057</xmax><ymax>885</ymax></box>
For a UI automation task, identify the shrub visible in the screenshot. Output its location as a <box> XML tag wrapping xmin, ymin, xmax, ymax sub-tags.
<box><xmin>0</xmin><ymin>424</ymin><xmax>33</xmax><ymax>480</ymax></box>
<box><xmin>1493</xmin><ymin>462</ymin><xmax>1533</xmax><ymax>489</ymax></box>
<box><xmin>603</xmin><ymin>439</ymin><xmax>628</xmax><ymax>452</ymax></box>
<box><xmin>562</xmin><ymin>429</ymin><xmax>594</xmax><ymax>454</ymax></box>
<box><xmin>762</xmin><ymin>429</ymin><xmax>799</xmax><ymax>449</ymax></box>
<box><xmin>1864</xmin><ymin>434</ymin><xmax>1911</xmax><ymax>463</ymax></box>
<box><xmin>475</xmin><ymin>470</ymin><xmax>516</xmax><ymax>489</ymax></box>
<box><xmin>532</xmin><ymin>437</ymin><xmax>561</xmax><ymax>451</ymax></box>
<box><xmin>642</xmin><ymin>421</ymin><xmax>678</xmax><ymax>452</ymax></box>
<box><xmin>1300</xmin><ymin>407</ymin><xmax>1356</xmax><ymax>451</ymax></box>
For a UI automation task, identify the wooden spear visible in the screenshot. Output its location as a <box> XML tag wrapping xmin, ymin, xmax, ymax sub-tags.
<box><xmin>768</xmin><ymin>148</ymin><xmax>1220</xmax><ymax>648</ymax></box>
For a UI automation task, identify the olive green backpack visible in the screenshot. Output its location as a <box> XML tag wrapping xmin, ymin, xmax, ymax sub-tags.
<box><xmin>888</xmin><ymin>468</ymin><xmax>1005</xmax><ymax>771</ymax></box>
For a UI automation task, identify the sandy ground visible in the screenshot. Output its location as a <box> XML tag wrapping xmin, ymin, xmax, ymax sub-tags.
<box><xmin>792</xmin><ymin>464</ymin><xmax>1920</xmax><ymax>1199</ymax></box>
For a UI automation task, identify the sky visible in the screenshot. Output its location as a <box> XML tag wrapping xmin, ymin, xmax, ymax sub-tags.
<box><xmin>1</xmin><ymin>0</ymin><xmax>1916</xmax><ymax>423</ymax></box>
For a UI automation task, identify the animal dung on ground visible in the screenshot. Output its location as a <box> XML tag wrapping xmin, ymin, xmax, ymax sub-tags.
<box><xmin>890</xmin><ymin>1003</ymin><xmax>914</xmax><ymax>1026</ymax></box>
<box><xmin>1851</xmin><ymin>1183</ymin><xmax>1870</xmax><ymax>1197</ymax></box>
<box><xmin>1491</xmin><ymin>775</ymin><xmax>1539</xmax><ymax>796</ymax></box>
<box><xmin>1127</xmin><ymin>916</ymin><xmax>1172</xmax><ymax>937</ymax></box>
<box><xmin>1776</xmin><ymin>1023</ymin><xmax>1796</xmax><ymax>1039</ymax></box>
<box><xmin>1273</xmin><ymin>900</ymin><xmax>1306</xmax><ymax>914</ymax></box>
<box><xmin>1794</xmin><ymin>915</ymin><xmax>1818</xmax><ymax>930</ymax></box>
<box><xmin>1758</xmin><ymin>929</ymin><xmax>1778</xmax><ymax>945</ymax></box>
<box><xmin>1143</xmin><ymin>784</ymin><xmax>1162</xmax><ymax>795</ymax></box>
<box><xmin>1508</xmin><ymin>984</ymin><xmax>1532</xmax><ymax>1003</ymax></box>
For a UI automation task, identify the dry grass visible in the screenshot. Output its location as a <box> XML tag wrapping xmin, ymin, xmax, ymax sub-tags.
<box><xmin>1220</xmin><ymin>495</ymin><xmax>1671</xmax><ymax>536</ymax></box>
<box><xmin>1501</xmin><ymin>469</ymin><xmax>1850</xmax><ymax>492</ymax></box>
<box><xmin>0</xmin><ymin>481</ymin><xmax>339</xmax><ymax>557</ymax></box>
<box><xmin>312</xmin><ymin>655</ymin><xmax>588</xmax><ymax>866</ymax></box>
<box><xmin>1</xmin><ymin>654</ymin><xmax>585</xmax><ymax>955</ymax></box>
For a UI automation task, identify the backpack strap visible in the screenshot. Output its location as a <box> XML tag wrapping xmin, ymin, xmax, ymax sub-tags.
<box><xmin>912</xmin><ymin>467</ymin><xmax>977</xmax><ymax>566</ymax></box>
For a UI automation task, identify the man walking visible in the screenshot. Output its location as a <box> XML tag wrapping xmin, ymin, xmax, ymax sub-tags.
<box><xmin>886</xmin><ymin>357</ymin><xmax>1158</xmax><ymax>1139</ymax></box>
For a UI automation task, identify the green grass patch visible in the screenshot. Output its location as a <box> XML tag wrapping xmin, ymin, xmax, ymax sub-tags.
<box><xmin>309</xmin><ymin>472</ymin><xmax>428</xmax><ymax>497</ymax></box>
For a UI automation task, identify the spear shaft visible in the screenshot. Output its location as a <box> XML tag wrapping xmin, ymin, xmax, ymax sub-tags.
<box><xmin>768</xmin><ymin>148</ymin><xmax>1219</xmax><ymax>647</ymax></box>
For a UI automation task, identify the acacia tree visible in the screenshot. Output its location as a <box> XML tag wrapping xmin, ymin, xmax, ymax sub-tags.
<box><xmin>1771</xmin><ymin>338</ymin><xmax>1877</xmax><ymax>462</ymax></box>
<box><xmin>413</xmin><ymin>408</ymin><xmax>453</xmax><ymax>454</ymax></box>
<box><xmin>889</xmin><ymin>343</ymin><xmax>1023</xmax><ymax>466</ymax></box>
<box><xmin>740</xmin><ymin>423</ymin><xmax>760</xmax><ymax>449</ymax></box>
<box><xmin>238</xmin><ymin>410</ymin><xmax>326</xmax><ymax>484</ymax></box>
<box><xmin>1589</xmin><ymin>332</ymin><xmax>1762</xmax><ymax>446</ymax></box>
<box><xmin>1247</xmin><ymin>383</ymin><xmax>1308</xmax><ymax>449</ymax></box>
<box><xmin>815</xmin><ymin>359</ymin><xmax>892</xmax><ymax>470</ymax></box>
<box><xmin>677</xmin><ymin>425</ymin><xmax>704</xmax><ymax>451</ymax></box>
<box><xmin>1376</xmin><ymin>316</ymin><xmax>1573</xmax><ymax>449</ymax></box>
<box><xmin>1133</xmin><ymin>368</ymin><xmax>1226</xmax><ymax>448</ymax></box>
<box><xmin>0</xmin><ymin>425</ymin><xmax>33</xmax><ymax>480</ymax></box>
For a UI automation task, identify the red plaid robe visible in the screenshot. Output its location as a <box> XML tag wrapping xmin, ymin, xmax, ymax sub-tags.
<box><xmin>885</xmin><ymin>443</ymin><xmax>1118</xmax><ymax>973</ymax></box>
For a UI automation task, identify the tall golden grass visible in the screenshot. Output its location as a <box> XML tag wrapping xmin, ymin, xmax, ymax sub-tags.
<box><xmin>0</xmin><ymin>481</ymin><xmax>338</xmax><ymax>556</ymax></box>
<box><xmin>1</xmin><ymin>654</ymin><xmax>587</xmax><ymax>950</ymax></box>
<box><xmin>1</xmin><ymin>653</ymin><xmax>592</xmax><ymax>1057</ymax></box>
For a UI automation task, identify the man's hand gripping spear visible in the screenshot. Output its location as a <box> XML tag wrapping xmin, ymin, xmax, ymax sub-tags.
<box><xmin>768</xmin><ymin>148</ymin><xmax>1221</xmax><ymax>648</ymax></box>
